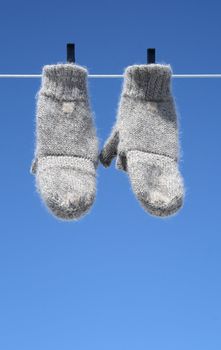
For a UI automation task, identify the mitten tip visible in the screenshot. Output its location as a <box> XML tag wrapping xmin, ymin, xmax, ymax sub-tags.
<box><xmin>124</xmin><ymin>63</ymin><xmax>172</xmax><ymax>77</ymax></box>
<box><xmin>42</xmin><ymin>63</ymin><xmax>88</xmax><ymax>81</ymax></box>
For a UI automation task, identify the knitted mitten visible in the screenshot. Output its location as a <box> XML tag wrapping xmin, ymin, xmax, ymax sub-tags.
<box><xmin>100</xmin><ymin>64</ymin><xmax>184</xmax><ymax>217</ymax></box>
<box><xmin>31</xmin><ymin>64</ymin><xmax>98</xmax><ymax>220</ymax></box>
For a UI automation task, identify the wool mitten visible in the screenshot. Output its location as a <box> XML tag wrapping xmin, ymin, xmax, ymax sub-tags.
<box><xmin>100</xmin><ymin>64</ymin><xmax>184</xmax><ymax>217</ymax></box>
<box><xmin>31</xmin><ymin>64</ymin><xmax>98</xmax><ymax>220</ymax></box>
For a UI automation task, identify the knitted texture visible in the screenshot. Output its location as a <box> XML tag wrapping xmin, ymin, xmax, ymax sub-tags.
<box><xmin>100</xmin><ymin>64</ymin><xmax>184</xmax><ymax>217</ymax></box>
<box><xmin>31</xmin><ymin>63</ymin><xmax>99</xmax><ymax>220</ymax></box>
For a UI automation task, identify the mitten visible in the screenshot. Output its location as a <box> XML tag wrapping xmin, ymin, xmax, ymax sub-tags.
<box><xmin>31</xmin><ymin>64</ymin><xmax>98</xmax><ymax>220</ymax></box>
<box><xmin>100</xmin><ymin>64</ymin><xmax>184</xmax><ymax>217</ymax></box>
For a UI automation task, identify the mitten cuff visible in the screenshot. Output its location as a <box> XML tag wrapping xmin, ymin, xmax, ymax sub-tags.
<box><xmin>122</xmin><ymin>64</ymin><xmax>172</xmax><ymax>101</ymax></box>
<box><xmin>40</xmin><ymin>64</ymin><xmax>88</xmax><ymax>101</ymax></box>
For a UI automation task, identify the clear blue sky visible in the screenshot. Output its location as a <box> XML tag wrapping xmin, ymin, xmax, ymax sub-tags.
<box><xmin>0</xmin><ymin>0</ymin><xmax>221</xmax><ymax>349</ymax></box>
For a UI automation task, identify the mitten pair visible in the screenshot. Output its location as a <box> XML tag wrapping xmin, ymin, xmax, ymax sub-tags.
<box><xmin>31</xmin><ymin>63</ymin><xmax>184</xmax><ymax>220</ymax></box>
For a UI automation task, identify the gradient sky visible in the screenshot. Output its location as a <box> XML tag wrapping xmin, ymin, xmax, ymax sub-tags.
<box><xmin>0</xmin><ymin>0</ymin><xmax>221</xmax><ymax>349</ymax></box>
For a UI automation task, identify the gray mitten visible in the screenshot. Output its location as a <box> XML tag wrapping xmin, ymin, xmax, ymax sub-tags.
<box><xmin>31</xmin><ymin>64</ymin><xmax>98</xmax><ymax>220</ymax></box>
<box><xmin>100</xmin><ymin>64</ymin><xmax>184</xmax><ymax>217</ymax></box>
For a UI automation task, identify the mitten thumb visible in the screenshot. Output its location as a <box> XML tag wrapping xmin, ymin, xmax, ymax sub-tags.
<box><xmin>99</xmin><ymin>126</ymin><xmax>119</xmax><ymax>167</ymax></box>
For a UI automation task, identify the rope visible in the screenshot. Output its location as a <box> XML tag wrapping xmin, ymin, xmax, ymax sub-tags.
<box><xmin>0</xmin><ymin>74</ymin><xmax>221</xmax><ymax>79</ymax></box>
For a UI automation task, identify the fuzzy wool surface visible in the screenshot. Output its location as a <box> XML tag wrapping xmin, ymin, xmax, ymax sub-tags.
<box><xmin>31</xmin><ymin>63</ymin><xmax>99</xmax><ymax>220</ymax></box>
<box><xmin>100</xmin><ymin>64</ymin><xmax>184</xmax><ymax>217</ymax></box>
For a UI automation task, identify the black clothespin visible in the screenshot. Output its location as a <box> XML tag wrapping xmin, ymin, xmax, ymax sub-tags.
<box><xmin>67</xmin><ymin>43</ymin><xmax>75</xmax><ymax>63</ymax></box>
<box><xmin>147</xmin><ymin>48</ymin><xmax>156</xmax><ymax>64</ymax></box>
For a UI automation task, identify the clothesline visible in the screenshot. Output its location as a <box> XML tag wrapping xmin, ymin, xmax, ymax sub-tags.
<box><xmin>0</xmin><ymin>74</ymin><xmax>221</xmax><ymax>79</ymax></box>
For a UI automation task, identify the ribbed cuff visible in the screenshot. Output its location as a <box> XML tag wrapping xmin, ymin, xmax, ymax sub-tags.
<box><xmin>40</xmin><ymin>63</ymin><xmax>88</xmax><ymax>101</ymax></box>
<box><xmin>122</xmin><ymin>64</ymin><xmax>172</xmax><ymax>101</ymax></box>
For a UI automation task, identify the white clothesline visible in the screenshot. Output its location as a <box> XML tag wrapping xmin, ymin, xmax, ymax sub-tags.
<box><xmin>0</xmin><ymin>74</ymin><xmax>221</xmax><ymax>79</ymax></box>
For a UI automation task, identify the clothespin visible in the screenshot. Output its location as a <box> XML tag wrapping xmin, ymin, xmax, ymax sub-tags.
<box><xmin>147</xmin><ymin>48</ymin><xmax>156</xmax><ymax>64</ymax></box>
<box><xmin>67</xmin><ymin>43</ymin><xmax>75</xmax><ymax>63</ymax></box>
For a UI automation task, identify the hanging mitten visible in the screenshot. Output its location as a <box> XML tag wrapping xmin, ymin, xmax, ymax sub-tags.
<box><xmin>100</xmin><ymin>64</ymin><xmax>184</xmax><ymax>217</ymax></box>
<box><xmin>31</xmin><ymin>64</ymin><xmax>99</xmax><ymax>220</ymax></box>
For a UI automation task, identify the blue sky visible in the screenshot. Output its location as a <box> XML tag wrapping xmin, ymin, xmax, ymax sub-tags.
<box><xmin>0</xmin><ymin>0</ymin><xmax>221</xmax><ymax>349</ymax></box>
